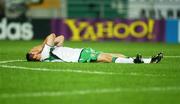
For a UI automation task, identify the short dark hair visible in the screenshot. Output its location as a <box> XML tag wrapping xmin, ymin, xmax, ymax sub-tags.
<box><xmin>26</xmin><ymin>53</ymin><xmax>38</xmax><ymax>61</ymax></box>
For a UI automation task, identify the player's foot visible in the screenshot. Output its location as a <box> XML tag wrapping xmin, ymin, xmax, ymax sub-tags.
<box><xmin>150</xmin><ymin>52</ymin><xmax>163</xmax><ymax>63</ymax></box>
<box><xmin>134</xmin><ymin>54</ymin><xmax>144</xmax><ymax>64</ymax></box>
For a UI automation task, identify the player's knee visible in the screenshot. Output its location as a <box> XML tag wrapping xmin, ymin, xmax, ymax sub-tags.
<box><xmin>97</xmin><ymin>53</ymin><xmax>112</xmax><ymax>63</ymax></box>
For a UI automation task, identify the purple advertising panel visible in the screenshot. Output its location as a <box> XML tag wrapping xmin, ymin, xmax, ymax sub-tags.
<box><xmin>51</xmin><ymin>19</ymin><xmax>165</xmax><ymax>42</ymax></box>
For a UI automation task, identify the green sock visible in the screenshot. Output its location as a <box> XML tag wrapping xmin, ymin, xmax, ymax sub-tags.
<box><xmin>112</xmin><ymin>57</ymin><xmax>118</xmax><ymax>63</ymax></box>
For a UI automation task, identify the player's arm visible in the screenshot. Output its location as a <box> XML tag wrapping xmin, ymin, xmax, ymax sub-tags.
<box><xmin>39</xmin><ymin>33</ymin><xmax>56</xmax><ymax>61</ymax></box>
<box><xmin>54</xmin><ymin>35</ymin><xmax>64</xmax><ymax>47</ymax></box>
<box><xmin>30</xmin><ymin>45</ymin><xmax>43</xmax><ymax>54</ymax></box>
<box><xmin>30</xmin><ymin>33</ymin><xmax>56</xmax><ymax>53</ymax></box>
<box><xmin>45</xmin><ymin>33</ymin><xmax>56</xmax><ymax>46</ymax></box>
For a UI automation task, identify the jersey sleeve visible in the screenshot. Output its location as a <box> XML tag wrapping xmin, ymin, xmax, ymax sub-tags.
<box><xmin>40</xmin><ymin>44</ymin><xmax>52</xmax><ymax>61</ymax></box>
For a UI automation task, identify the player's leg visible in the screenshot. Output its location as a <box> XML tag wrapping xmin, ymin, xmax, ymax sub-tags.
<box><xmin>97</xmin><ymin>53</ymin><xmax>113</xmax><ymax>63</ymax></box>
<box><xmin>97</xmin><ymin>52</ymin><xmax>163</xmax><ymax>64</ymax></box>
<box><xmin>105</xmin><ymin>53</ymin><xmax>126</xmax><ymax>58</ymax></box>
<box><xmin>113</xmin><ymin>54</ymin><xmax>144</xmax><ymax>64</ymax></box>
<box><xmin>97</xmin><ymin>53</ymin><xmax>139</xmax><ymax>63</ymax></box>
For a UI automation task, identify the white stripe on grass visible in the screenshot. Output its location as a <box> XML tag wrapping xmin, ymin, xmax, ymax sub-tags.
<box><xmin>0</xmin><ymin>64</ymin><xmax>168</xmax><ymax>77</ymax></box>
<box><xmin>164</xmin><ymin>56</ymin><xmax>180</xmax><ymax>58</ymax></box>
<box><xmin>0</xmin><ymin>60</ymin><xmax>25</xmax><ymax>64</ymax></box>
<box><xmin>0</xmin><ymin>86</ymin><xmax>180</xmax><ymax>98</ymax></box>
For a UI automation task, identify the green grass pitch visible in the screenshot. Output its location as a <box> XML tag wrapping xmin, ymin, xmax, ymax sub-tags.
<box><xmin>0</xmin><ymin>40</ymin><xmax>180</xmax><ymax>104</ymax></box>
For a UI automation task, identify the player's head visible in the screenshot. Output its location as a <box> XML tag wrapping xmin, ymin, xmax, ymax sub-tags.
<box><xmin>26</xmin><ymin>53</ymin><xmax>41</xmax><ymax>61</ymax></box>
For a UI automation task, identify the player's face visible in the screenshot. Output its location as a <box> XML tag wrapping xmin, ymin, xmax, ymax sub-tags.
<box><xmin>32</xmin><ymin>53</ymin><xmax>41</xmax><ymax>61</ymax></box>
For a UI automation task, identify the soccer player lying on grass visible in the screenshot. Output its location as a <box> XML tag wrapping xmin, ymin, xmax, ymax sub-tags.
<box><xmin>26</xmin><ymin>33</ymin><xmax>163</xmax><ymax>64</ymax></box>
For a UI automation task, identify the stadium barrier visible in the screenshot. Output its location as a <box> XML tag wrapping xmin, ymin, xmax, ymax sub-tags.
<box><xmin>0</xmin><ymin>17</ymin><xmax>180</xmax><ymax>43</ymax></box>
